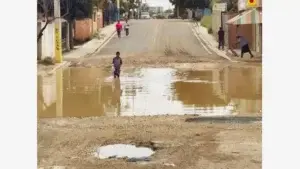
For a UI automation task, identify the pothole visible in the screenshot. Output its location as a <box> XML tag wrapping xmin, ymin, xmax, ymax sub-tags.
<box><xmin>94</xmin><ymin>144</ymin><xmax>155</xmax><ymax>161</ymax></box>
<box><xmin>185</xmin><ymin>116</ymin><xmax>262</xmax><ymax>124</ymax></box>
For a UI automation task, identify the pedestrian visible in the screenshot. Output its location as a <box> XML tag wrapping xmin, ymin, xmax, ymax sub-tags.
<box><xmin>112</xmin><ymin>51</ymin><xmax>123</xmax><ymax>78</ymax></box>
<box><xmin>236</xmin><ymin>35</ymin><xmax>254</xmax><ymax>58</ymax></box>
<box><xmin>218</xmin><ymin>27</ymin><xmax>225</xmax><ymax>50</ymax></box>
<box><xmin>116</xmin><ymin>20</ymin><xmax>122</xmax><ymax>38</ymax></box>
<box><xmin>124</xmin><ymin>20</ymin><xmax>130</xmax><ymax>36</ymax></box>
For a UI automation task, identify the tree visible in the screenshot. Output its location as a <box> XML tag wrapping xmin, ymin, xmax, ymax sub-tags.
<box><xmin>164</xmin><ymin>9</ymin><xmax>173</xmax><ymax>13</ymax></box>
<box><xmin>208</xmin><ymin>0</ymin><xmax>238</xmax><ymax>12</ymax></box>
<box><xmin>183</xmin><ymin>0</ymin><xmax>210</xmax><ymax>9</ymax></box>
<box><xmin>169</xmin><ymin>0</ymin><xmax>186</xmax><ymax>17</ymax></box>
<box><xmin>225</xmin><ymin>0</ymin><xmax>238</xmax><ymax>12</ymax></box>
<box><xmin>140</xmin><ymin>3</ymin><xmax>149</xmax><ymax>12</ymax></box>
<box><xmin>37</xmin><ymin>0</ymin><xmax>69</xmax><ymax>42</ymax></box>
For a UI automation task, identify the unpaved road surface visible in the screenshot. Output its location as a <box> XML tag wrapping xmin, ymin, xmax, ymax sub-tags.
<box><xmin>38</xmin><ymin>116</ymin><xmax>261</xmax><ymax>169</ymax></box>
<box><xmin>38</xmin><ymin>19</ymin><xmax>261</xmax><ymax>169</ymax></box>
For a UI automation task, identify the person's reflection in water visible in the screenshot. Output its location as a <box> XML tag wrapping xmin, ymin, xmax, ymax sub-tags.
<box><xmin>111</xmin><ymin>78</ymin><xmax>122</xmax><ymax>115</ymax></box>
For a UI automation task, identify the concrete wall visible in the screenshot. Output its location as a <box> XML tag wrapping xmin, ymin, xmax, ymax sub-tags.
<box><xmin>221</xmin><ymin>12</ymin><xmax>254</xmax><ymax>50</ymax></box>
<box><xmin>40</xmin><ymin>22</ymin><xmax>55</xmax><ymax>59</ymax></box>
<box><xmin>187</xmin><ymin>9</ymin><xmax>193</xmax><ymax>19</ymax></box>
<box><xmin>74</xmin><ymin>9</ymin><xmax>103</xmax><ymax>42</ymax></box>
<box><xmin>97</xmin><ymin>10</ymin><xmax>103</xmax><ymax>29</ymax></box>
<box><xmin>221</xmin><ymin>13</ymin><xmax>233</xmax><ymax>47</ymax></box>
<box><xmin>211</xmin><ymin>10</ymin><xmax>222</xmax><ymax>38</ymax></box>
<box><xmin>74</xmin><ymin>19</ymin><xmax>93</xmax><ymax>42</ymax></box>
<box><xmin>38</xmin><ymin>20</ymin><xmax>69</xmax><ymax>60</ymax></box>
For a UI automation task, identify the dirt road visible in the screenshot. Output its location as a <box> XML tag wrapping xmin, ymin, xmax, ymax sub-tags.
<box><xmin>38</xmin><ymin>19</ymin><xmax>261</xmax><ymax>169</ymax></box>
<box><xmin>38</xmin><ymin>116</ymin><xmax>261</xmax><ymax>169</ymax></box>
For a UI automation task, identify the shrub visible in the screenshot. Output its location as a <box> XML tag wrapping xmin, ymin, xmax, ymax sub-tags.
<box><xmin>208</xmin><ymin>27</ymin><xmax>213</xmax><ymax>34</ymax></box>
<box><xmin>200</xmin><ymin>15</ymin><xmax>212</xmax><ymax>29</ymax></box>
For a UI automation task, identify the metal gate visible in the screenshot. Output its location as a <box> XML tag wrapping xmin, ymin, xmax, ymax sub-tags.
<box><xmin>61</xmin><ymin>21</ymin><xmax>68</xmax><ymax>51</ymax></box>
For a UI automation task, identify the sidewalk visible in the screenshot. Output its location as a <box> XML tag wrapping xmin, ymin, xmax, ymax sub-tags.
<box><xmin>37</xmin><ymin>22</ymin><xmax>119</xmax><ymax>75</ymax></box>
<box><xmin>193</xmin><ymin>22</ymin><xmax>262</xmax><ymax>63</ymax></box>
<box><xmin>64</xmin><ymin>23</ymin><xmax>117</xmax><ymax>60</ymax></box>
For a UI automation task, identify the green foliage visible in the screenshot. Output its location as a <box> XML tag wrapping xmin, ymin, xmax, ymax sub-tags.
<box><xmin>209</xmin><ymin>0</ymin><xmax>220</xmax><ymax>10</ymax></box>
<box><xmin>200</xmin><ymin>15</ymin><xmax>212</xmax><ymax>29</ymax></box>
<box><xmin>169</xmin><ymin>0</ymin><xmax>209</xmax><ymax>9</ymax></box>
<box><xmin>164</xmin><ymin>9</ymin><xmax>173</xmax><ymax>13</ymax></box>
<box><xmin>156</xmin><ymin>15</ymin><xmax>165</xmax><ymax>19</ymax></box>
<box><xmin>209</xmin><ymin>0</ymin><xmax>238</xmax><ymax>12</ymax></box>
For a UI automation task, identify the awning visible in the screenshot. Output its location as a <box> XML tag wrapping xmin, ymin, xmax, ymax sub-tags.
<box><xmin>226</xmin><ymin>8</ymin><xmax>262</xmax><ymax>25</ymax></box>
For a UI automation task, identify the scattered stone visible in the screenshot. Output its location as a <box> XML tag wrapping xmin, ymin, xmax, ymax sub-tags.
<box><xmin>163</xmin><ymin>163</ymin><xmax>176</xmax><ymax>167</ymax></box>
<box><xmin>42</xmin><ymin>57</ymin><xmax>55</xmax><ymax>65</ymax></box>
<box><xmin>127</xmin><ymin>157</ymin><xmax>151</xmax><ymax>162</ymax></box>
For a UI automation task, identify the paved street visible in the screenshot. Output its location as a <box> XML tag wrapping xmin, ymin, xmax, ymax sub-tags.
<box><xmin>79</xmin><ymin>19</ymin><xmax>228</xmax><ymax>67</ymax></box>
<box><xmin>38</xmin><ymin>19</ymin><xmax>261</xmax><ymax>169</ymax></box>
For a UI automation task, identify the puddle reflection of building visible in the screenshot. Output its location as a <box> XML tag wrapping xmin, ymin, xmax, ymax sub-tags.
<box><xmin>63</xmin><ymin>68</ymin><xmax>107</xmax><ymax>117</ymax></box>
<box><xmin>38</xmin><ymin>68</ymin><xmax>111</xmax><ymax>118</ymax></box>
<box><xmin>173</xmin><ymin>70</ymin><xmax>232</xmax><ymax>115</ymax></box>
<box><xmin>220</xmin><ymin>65</ymin><xmax>262</xmax><ymax>114</ymax></box>
<box><xmin>37</xmin><ymin>73</ymin><xmax>57</xmax><ymax>118</ymax></box>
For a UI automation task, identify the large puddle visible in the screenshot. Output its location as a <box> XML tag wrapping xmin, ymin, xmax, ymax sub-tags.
<box><xmin>37</xmin><ymin>65</ymin><xmax>262</xmax><ymax>118</ymax></box>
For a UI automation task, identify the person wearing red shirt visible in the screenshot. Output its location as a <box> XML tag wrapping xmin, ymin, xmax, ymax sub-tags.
<box><xmin>115</xmin><ymin>20</ymin><xmax>122</xmax><ymax>38</ymax></box>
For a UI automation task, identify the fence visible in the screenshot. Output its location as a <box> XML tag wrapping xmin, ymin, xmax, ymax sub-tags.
<box><xmin>61</xmin><ymin>21</ymin><xmax>68</xmax><ymax>51</ymax></box>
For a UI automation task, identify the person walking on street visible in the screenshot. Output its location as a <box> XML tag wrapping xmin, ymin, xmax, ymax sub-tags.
<box><xmin>236</xmin><ymin>35</ymin><xmax>254</xmax><ymax>58</ymax></box>
<box><xmin>116</xmin><ymin>20</ymin><xmax>122</xmax><ymax>38</ymax></box>
<box><xmin>124</xmin><ymin>20</ymin><xmax>130</xmax><ymax>36</ymax></box>
<box><xmin>218</xmin><ymin>27</ymin><xmax>225</xmax><ymax>50</ymax></box>
<box><xmin>112</xmin><ymin>51</ymin><xmax>123</xmax><ymax>78</ymax></box>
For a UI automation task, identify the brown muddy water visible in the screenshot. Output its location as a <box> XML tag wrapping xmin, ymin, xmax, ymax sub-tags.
<box><xmin>37</xmin><ymin>65</ymin><xmax>262</xmax><ymax>118</ymax></box>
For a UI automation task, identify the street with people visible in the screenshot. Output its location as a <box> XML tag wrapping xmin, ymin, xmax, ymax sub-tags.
<box><xmin>38</xmin><ymin>17</ymin><xmax>261</xmax><ymax>169</ymax></box>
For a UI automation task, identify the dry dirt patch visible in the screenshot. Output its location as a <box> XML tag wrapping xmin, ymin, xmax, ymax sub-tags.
<box><xmin>38</xmin><ymin>116</ymin><xmax>261</xmax><ymax>169</ymax></box>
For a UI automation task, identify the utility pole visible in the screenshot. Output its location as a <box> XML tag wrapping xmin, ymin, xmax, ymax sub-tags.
<box><xmin>54</xmin><ymin>0</ymin><xmax>63</xmax><ymax>63</ymax></box>
<box><xmin>138</xmin><ymin>0</ymin><xmax>141</xmax><ymax>19</ymax></box>
<box><xmin>117</xmin><ymin>0</ymin><xmax>120</xmax><ymax>20</ymax></box>
<box><xmin>177</xmin><ymin>0</ymin><xmax>180</xmax><ymax>18</ymax></box>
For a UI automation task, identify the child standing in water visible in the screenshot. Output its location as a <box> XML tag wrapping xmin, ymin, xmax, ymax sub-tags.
<box><xmin>112</xmin><ymin>51</ymin><xmax>123</xmax><ymax>78</ymax></box>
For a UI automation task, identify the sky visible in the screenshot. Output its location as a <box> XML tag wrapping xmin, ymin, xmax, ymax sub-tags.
<box><xmin>145</xmin><ymin>0</ymin><xmax>174</xmax><ymax>10</ymax></box>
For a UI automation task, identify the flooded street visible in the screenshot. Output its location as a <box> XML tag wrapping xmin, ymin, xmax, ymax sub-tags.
<box><xmin>38</xmin><ymin>19</ymin><xmax>262</xmax><ymax>169</ymax></box>
<box><xmin>38</xmin><ymin>64</ymin><xmax>261</xmax><ymax>118</ymax></box>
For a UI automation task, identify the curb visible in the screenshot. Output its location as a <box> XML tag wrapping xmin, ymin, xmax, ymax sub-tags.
<box><xmin>192</xmin><ymin>23</ymin><xmax>233</xmax><ymax>62</ymax></box>
<box><xmin>47</xmin><ymin>61</ymin><xmax>71</xmax><ymax>74</ymax></box>
<box><xmin>87</xmin><ymin>30</ymin><xmax>117</xmax><ymax>57</ymax></box>
<box><xmin>76</xmin><ymin>30</ymin><xmax>117</xmax><ymax>64</ymax></box>
<box><xmin>63</xmin><ymin>23</ymin><xmax>118</xmax><ymax>63</ymax></box>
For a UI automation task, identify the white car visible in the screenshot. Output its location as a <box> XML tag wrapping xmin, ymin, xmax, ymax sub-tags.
<box><xmin>141</xmin><ymin>12</ymin><xmax>150</xmax><ymax>19</ymax></box>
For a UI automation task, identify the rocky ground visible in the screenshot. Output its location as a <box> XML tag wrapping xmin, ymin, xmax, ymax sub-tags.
<box><xmin>38</xmin><ymin>116</ymin><xmax>261</xmax><ymax>169</ymax></box>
